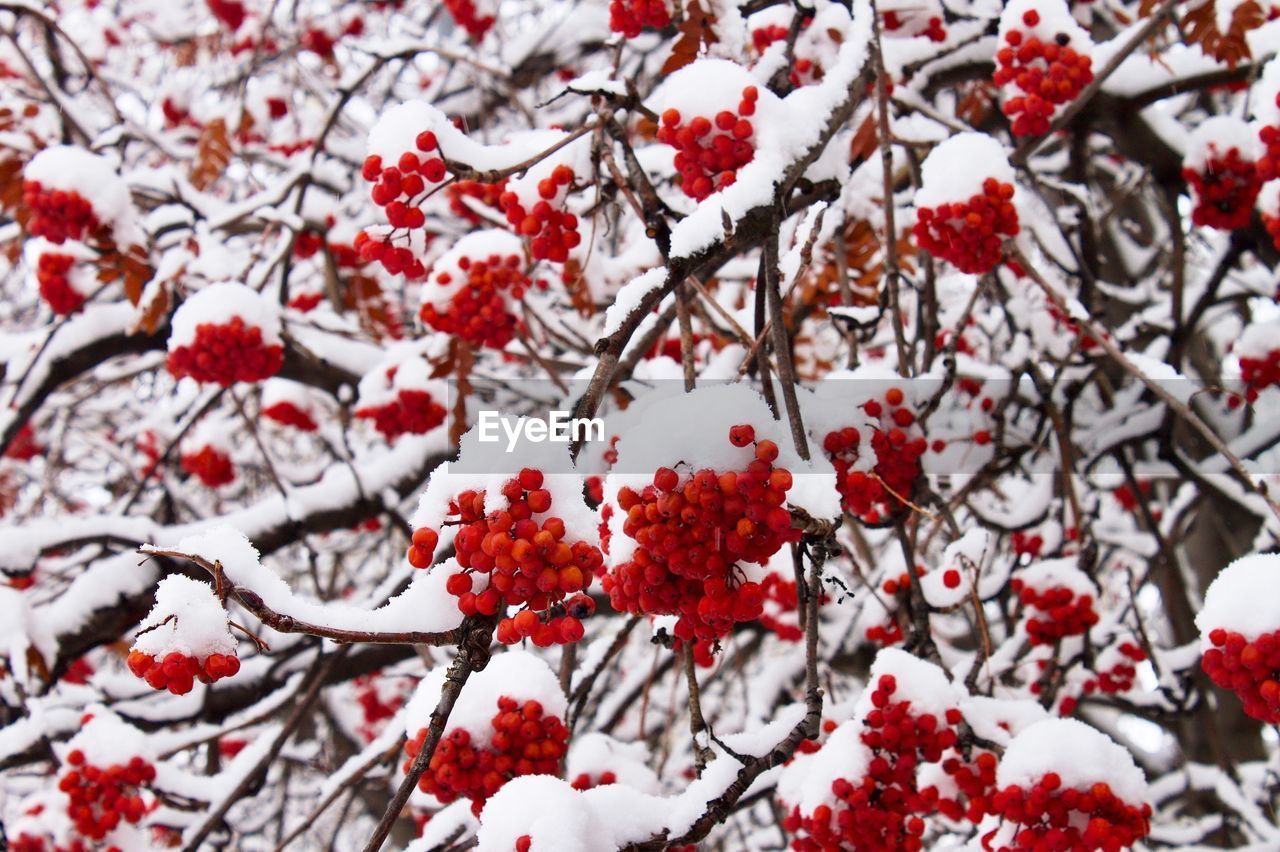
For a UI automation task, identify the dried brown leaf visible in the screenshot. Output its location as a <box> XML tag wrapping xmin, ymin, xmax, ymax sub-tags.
<box><xmin>191</xmin><ymin>117</ymin><xmax>232</xmax><ymax>191</ymax></box>
<box><xmin>662</xmin><ymin>0</ymin><xmax>718</xmax><ymax>76</ymax></box>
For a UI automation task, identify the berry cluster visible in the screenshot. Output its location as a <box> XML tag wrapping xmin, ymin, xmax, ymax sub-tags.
<box><xmin>995</xmin><ymin>11</ymin><xmax>1093</xmax><ymax>136</ymax></box>
<box><xmin>912</xmin><ymin>177</ymin><xmax>1018</xmax><ymax>274</ymax></box>
<box><xmin>499</xmin><ymin>166</ymin><xmax>581</xmax><ymax>262</ymax></box>
<box><xmin>823</xmin><ymin>388</ymin><xmax>929</xmax><ymax>525</ymax></box>
<box><xmin>355</xmin><ymin>389</ymin><xmax>446</xmax><ymax>441</ymax></box>
<box><xmin>785</xmin><ymin>675</ymin><xmax>962</xmax><ymax>851</ymax></box>
<box><xmin>127</xmin><ymin>649</ymin><xmax>241</xmax><ymax>695</ymax></box>
<box><xmin>4</xmin><ymin>423</ymin><xmax>41</xmax><ymax>462</ymax></box>
<box><xmin>207</xmin><ymin>0</ymin><xmax>246</xmax><ymax>30</ymax></box>
<box><xmin>22</xmin><ymin>182</ymin><xmax>100</xmax><ymax>244</ymax></box>
<box><xmin>751</xmin><ymin>23</ymin><xmax>822</xmax><ymax>85</ymax></box>
<box><xmin>35</xmin><ymin>252</ymin><xmax>84</xmax><ymax>315</ymax></box>
<box><xmin>407</xmin><ymin>697</ymin><xmax>569</xmax><ymax>815</ymax></box>
<box><xmin>166</xmin><ymin>317</ymin><xmax>284</xmax><ymax>386</ymax></box>
<box><xmin>58</xmin><ymin>750</ymin><xmax>154</xmax><ymax>840</ymax></box>
<box><xmin>1264</xmin><ymin>210</ymin><xmax>1280</xmax><ymax>253</ymax></box>
<box><xmin>444</xmin><ymin>0</ymin><xmax>494</xmax><ymax>41</ymax></box>
<box><xmin>1084</xmin><ymin>642</ymin><xmax>1147</xmax><ymax>696</ymax></box>
<box><xmin>985</xmin><ymin>774</ymin><xmax>1152</xmax><ymax>851</ymax></box>
<box><xmin>180</xmin><ymin>445</ymin><xmax>235</xmax><ymax>488</ymax></box>
<box><xmin>1182</xmin><ymin>145</ymin><xmax>1262</xmax><ymax>230</ymax></box>
<box><xmin>866</xmin><ymin>617</ymin><xmax>904</xmax><ymax>646</ymax></box>
<box><xmin>883</xmin><ymin>9</ymin><xmax>946</xmax><ymax>41</ymax></box>
<box><xmin>1238</xmin><ymin>348</ymin><xmax>1280</xmax><ymax>403</ymax></box>
<box><xmin>1010</xmin><ymin>578</ymin><xmax>1098</xmax><ymax>644</ymax></box>
<box><xmin>602</xmin><ymin>425</ymin><xmax>799</xmax><ymax>643</ymax></box>
<box><xmin>569</xmin><ymin>770</ymin><xmax>618</xmax><ymax>790</ymax></box>
<box><xmin>1202</xmin><ymin>628</ymin><xmax>1280</xmax><ymax>723</ymax></box>
<box><xmin>357</xmin><ymin>132</ymin><xmax>447</xmax><ymax>278</ymax></box>
<box><xmin>658</xmin><ymin>87</ymin><xmax>758</xmax><ymax>201</ymax></box>
<box><xmin>447</xmin><ymin>179</ymin><xmax>507</xmax><ymax>224</ymax></box>
<box><xmin>609</xmin><ymin>0</ymin><xmax>670</xmax><ymax>38</ymax></box>
<box><xmin>1260</xmin><ymin>117</ymin><xmax>1280</xmax><ymax>182</ymax></box>
<box><xmin>1011</xmin><ymin>531</ymin><xmax>1045</xmax><ymax>560</ymax></box>
<box><xmin>262</xmin><ymin>400</ymin><xmax>318</xmax><ymax>432</ymax></box>
<box><xmin>759</xmin><ymin>572</ymin><xmax>804</xmax><ymax>642</ymax></box>
<box><xmin>419</xmin><ymin>468</ymin><xmax>603</xmax><ymax>645</ymax></box>
<box><xmin>936</xmin><ymin>751</ymin><xmax>999</xmax><ymax>824</ymax></box>
<box><xmin>354</xmin><ymin>673</ymin><xmax>408</xmax><ymax>742</ymax></box>
<box><xmin>420</xmin><ymin>251</ymin><xmax>536</xmax><ymax>348</ymax></box>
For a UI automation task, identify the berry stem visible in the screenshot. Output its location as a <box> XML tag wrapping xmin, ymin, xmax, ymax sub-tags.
<box><xmin>361</xmin><ymin>614</ymin><xmax>495</xmax><ymax>852</ymax></box>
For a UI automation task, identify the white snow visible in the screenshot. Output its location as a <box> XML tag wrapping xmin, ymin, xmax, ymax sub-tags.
<box><xmin>1195</xmin><ymin>553</ymin><xmax>1280</xmax><ymax>646</ymax></box>
<box><xmin>603</xmin><ymin>268</ymin><xmax>666</xmax><ymax>337</ymax></box>
<box><xmin>142</xmin><ymin>524</ymin><xmax>465</xmax><ymax>637</ymax></box>
<box><xmin>915</xmin><ymin>132</ymin><xmax>1016</xmax><ymax>209</ymax></box>
<box><xmin>403</xmin><ymin>651</ymin><xmax>567</xmax><ymax>746</ymax></box>
<box><xmin>1183</xmin><ymin>116</ymin><xmax>1263</xmax><ymax>171</ymax></box>
<box><xmin>25</xmin><ymin>145</ymin><xmax>133</xmax><ymax>226</ymax></box>
<box><xmin>132</xmin><ymin>574</ymin><xmax>236</xmax><ymax>659</ymax></box>
<box><xmin>996</xmin><ymin>717</ymin><xmax>1148</xmax><ymax>804</ymax></box>
<box><xmin>1015</xmin><ymin>556</ymin><xmax>1098</xmax><ymax>598</ymax></box>
<box><xmin>169</xmin><ymin>282</ymin><xmax>283</xmax><ymax>348</ymax></box>
<box><xmin>920</xmin><ymin>529</ymin><xmax>990</xmax><ymax>609</ymax></box>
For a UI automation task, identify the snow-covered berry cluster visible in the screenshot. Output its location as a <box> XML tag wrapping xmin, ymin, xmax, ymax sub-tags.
<box><xmin>409</xmin><ymin>703</ymin><xmax>568</xmax><ymax>816</ymax></box>
<box><xmin>499</xmin><ymin>165</ymin><xmax>581</xmax><ymax>262</ymax></box>
<box><xmin>1235</xmin><ymin>320</ymin><xmax>1280</xmax><ymax>404</ymax></box>
<box><xmin>405</xmin><ymin>654</ymin><xmax>569</xmax><ymax>816</ymax></box>
<box><xmin>22</xmin><ymin>146</ymin><xmax>131</xmax><ymax>247</ymax></box>
<box><xmin>1197</xmin><ymin>554</ymin><xmax>1280</xmax><ymax>723</ymax></box>
<box><xmin>781</xmin><ymin>653</ymin><xmax>963</xmax><ymax>852</ymax></box>
<box><xmin>58</xmin><ymin>749</ymin><xmax>153</xmax><ymax>841</ymax></box>
<box><xmin>354</xmin><ymin>358</ymin><xmax>447</xmax><ymax>441</ymax></box>
<box><xmin>1010</xmin><ymin>560</ymin><xmax>1099</xmax><ymax>645</ymax></box>
<box><xmin>994</xmin><ymin>2</ymin><xmax>1094</xmax><ymax>137</ymax></box>
<box><xmin>261</xmin><ymin>379</ymin><xmax>319</xmax><ymax>432</ymax></box>
<box><xmin>419</xmin><ymin>231</ymin><xmax>540</xmax><ymax>348</ymax></box>
<box><xmin>602</xmin><ymin>424</ymin><xmax>798</xmax><ymax>643</ymax></box>
<box><xmin>985</xmin><ymin>719</ymin><xmax>1151</xmax><ymax>851</ymax></box>
<box><xmin>657</xmin><ymin>86</ymin><xmax>758</xmax><ymax>201</ymax></box>
<box><xmin>912</xmin><ymin>133</ymin><xmax>1019</xmax><ymax>275</ymax></box>
<box><xmin>1182</xmin><ymin>117</ymin><xmax>1263</xmax><ymax>231</ymax></box>
<box><xmin>822</xmin><ymin>386</ymin><xmax>929</xmax><ymax>525</ymax></box>
<box><xmin>166</xmin><ymin>284</ymin><xmax>284</xmax><ymax>386</ymax></box>
<box><xmin>179</xmin><ymin>444</ymin><xmax>235</xmax><ymax>488</ymax></box>
<box><xmin>127</xmin><ymin>575</ymin><xmax>241</xmax><ymax>695</ymax></box>
<box><xmin>609</xmin><ymin>0</ymin><xmax>670</xmax><ymax>38</ymax></box>
<box><xmin>421</xmin><ymin>467</ymin><xmax>602</xmax><ymax>645</ymax></box>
